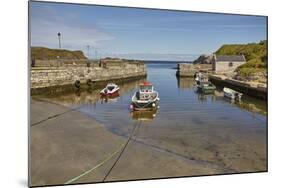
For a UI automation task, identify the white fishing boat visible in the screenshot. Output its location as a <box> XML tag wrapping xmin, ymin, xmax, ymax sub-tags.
<box><xmin>223</xmin><ymin>87</ymin><xmax>243</xmax><ymax>101</ymax></box>
<box><xmin>131</xmin><ymin>81</ymin><xmax>160</xmax><ymax>111</ymax></box>
<box><xmin>194</xmin><ymin>72</ymin><xmax>208</xmax><ymax>85</ymax></box>
<box><xmin>100</xmin><ymin>83</ymin><xmax>119</xmax><ymax>97</ymax></box>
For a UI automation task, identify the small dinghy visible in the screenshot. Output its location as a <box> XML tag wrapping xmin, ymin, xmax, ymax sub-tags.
<box><xmin>131</xmin><ymin>81</ymin><xmax>160</xmax><ymax>111</ymax></box>
<box><xmin>223</xmin><ymin>87</ymin><xmax>243</xmax><ymax>101</ymax></box>
<box><xmin>100</xmin><ymin>83</ymin><xmax>119</xmax><ymax>97</ymax></box>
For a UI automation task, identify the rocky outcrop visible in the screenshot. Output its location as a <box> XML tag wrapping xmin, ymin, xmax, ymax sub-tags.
<box><xmin>193</xmin><ymin>54</ymin><xmax>214</xmax><ymax>64</ymax></box>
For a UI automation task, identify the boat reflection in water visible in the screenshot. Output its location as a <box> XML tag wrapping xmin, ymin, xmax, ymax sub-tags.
<box><xmin>236</xmin><ymin>98</ymin><xmax>267</xmax><ymax>115</ymax></box>
<box><xmin>195</xmin><ymin>88</ymin><xmax>267</xmax><ymax>115</ymax></box>
<box><xmin>130</xmin><ymin>109</ymin><xmax>158</xmax><ymax>121</ymax></box>
<box><xmin>100</xmin><ymin>93</ymin><xmax>120</xmax><ymax>104</ymax></box>
<box><xmin>176</xmin><ymin>76</ymin><xmax>266</xmax><ymax>115</ymax></box>
<box><xmin>36</xmin><ymin>78</ymin><xmax>146</xmax><ymax>106</ymax></box>
<box><xmin>196</xmin><ymin>91</ymin><xmax>216</xmax><ymax>102</ymax></box>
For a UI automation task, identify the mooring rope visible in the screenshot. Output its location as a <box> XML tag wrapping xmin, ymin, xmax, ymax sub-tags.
<box><xmin>102</xmin><ymin>121</ymin><xmax>141</xmax><ymax>182</ymax></box>
<box><xmin>31</xmin><ymin>106</ymin><xmax>82</xmax><ymax>127</ymax></box>
<box><xmin>64</xmin><ymin>121</ymin><xmax>141</xmax><ymax>185</ymax></box>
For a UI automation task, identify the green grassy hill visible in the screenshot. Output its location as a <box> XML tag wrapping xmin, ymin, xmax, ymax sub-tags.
<box><xmin>215</xmin><ymin>40</ymin><xmax>267</xmax><ymax>77</ymax></box>
<box><xmin>31</xmin><ymin>47</ymin><xmax>87</xmax><ymax>60</ymax></box>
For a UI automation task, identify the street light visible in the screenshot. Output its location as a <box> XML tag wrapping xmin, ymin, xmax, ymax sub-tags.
<box><xmin>57</xmin><ymin>32</ymin><xmax>61</xmax><ymax>49</ymax></box>
<box><xmin>86</xmin><ymin>45</ymin><xmax>90</xmax><ymax>67</ymax></box>
<box><xmin>87</xmin><ymin>45</ymin><xmax>90</xmax><ymax>58</ymax></box>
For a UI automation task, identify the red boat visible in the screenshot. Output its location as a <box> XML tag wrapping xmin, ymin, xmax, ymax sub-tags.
<box><xmin>100</xmin><ymin>83</ymin><xmax>120</xmax><ymax>97</ymax></box>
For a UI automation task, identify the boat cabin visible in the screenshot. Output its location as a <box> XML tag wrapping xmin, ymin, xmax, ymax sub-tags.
<box><xmin>106</xmin><ymin>83</ymin><xmax>116</xmax><ymax>91</ymax></box>
<box><xmin>199</xmin><ymin>76</ymin><xmax>208</xmax><ymax>83</ymax></box>
<box><xmin>139</xmin><ymin>82</ymin><xmax>154</xmax><ymax>93</ymax></box>
<box><xmin>138</xmin><ymin>82</ymin><xmax>157</xmax><ymax>101</ymax></box>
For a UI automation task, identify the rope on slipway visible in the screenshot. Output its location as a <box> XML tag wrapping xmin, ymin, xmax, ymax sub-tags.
<box><xmin>64</xmin><ymin>121</ymin><xmax>141</xmax><ymax>185</ymax></box>
<box><xmin>31</xmin><ymin>106</ymin><xmax>83</xmax><ymax>127</ymax></box>
<box><xmin>102</xmin><ymin>120</ymin><xmax>141</xmax><ymax>182</ymax></box>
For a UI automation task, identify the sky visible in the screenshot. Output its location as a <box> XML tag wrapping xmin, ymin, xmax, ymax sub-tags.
<box><xmin>30</xmin><ymin>1</ymin><xmax>267</xmax><ymax>61</ymax></box>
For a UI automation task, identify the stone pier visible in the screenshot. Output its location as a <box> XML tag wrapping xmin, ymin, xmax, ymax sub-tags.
<box><xmin>176</xmin><ymin>63</ymin><xmax>213</xmax><ymax>77</ymax></box>
<box><xmin>209</xmin><ymin>75</ymin><xmax>267</xmax><ymax>100</ymax></box>
<box><xmin>176</xmin><ymin>63</ymin><xmax>196</xmax><ymax>77</ymax></box>
<box><xmin>31</xmin><ymin>60</ymin><xmax>147</xmax><ymax>95</ymax></box>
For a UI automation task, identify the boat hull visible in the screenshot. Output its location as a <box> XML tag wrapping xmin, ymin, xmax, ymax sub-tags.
<box><xmin>198</xmin><ymin>87</ymin><xmax>215</xmax><ymax>93</ymax></box>
<box><xmin>197</xmin><ymin>84</ymin><xmax>216</xmax><ymax>93</ymax></box>
<box><xmin>131</xmin><ymin>82</ymin><xmax>159</xmax><ymax>111</ymax></box>
<box><xmin>131</xmin><ymin>101</ymin><xmax>158</xmax><ymax>111</ymax></box>
<box><xmin>224</xmin><ymin>92</ymin><xmax>235</xmax><ymax>99</ymax></box>
<box><xmin>223</xmin><ymin>88</ymin><xmax>242</xmax><ymax>101</ymax></box>
<box><xmin>100</xmin><ymin>90</ymin><xmax>119</xmax><ymax>97</ymax></box>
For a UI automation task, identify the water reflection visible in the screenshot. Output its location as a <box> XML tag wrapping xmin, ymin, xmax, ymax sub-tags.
<box><xmin>196</xmin><ymin>92</ymin><xmax>216</xmax><ymax>102</ymax></box>
<box><xmin>176</xmin><ymin>77</ymin><xmax>194</xmax><ymax>90</ymax></box>
<box><xmin>176</xmin><ymin>75</ymin><xmax>267</xmax><ymax>115</ymax></box>
<box><xmin>100</xmin><ymin>94</ymin><xmax>120</xmax><ymax>104</ymax></box>
<box><xmin>34</xmin><ymin>63</ymin><xmax>267</xmax><ymax>130</ymax></box>
<box><xmin>35</xmin><ymin>78</ymin><xmax>146</xmax><ymax>107</ymax></box>
<box><xmin>130</xmin><ymin>109</ymin><xmax>158</xmax><ymax>121</ymax></box>
<box><xmin>236</xmin><ymin>100</ymin><xmax>267</xmax><ymax>116</ymax></box>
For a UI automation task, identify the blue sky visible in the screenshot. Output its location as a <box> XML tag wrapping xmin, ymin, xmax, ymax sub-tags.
<box><xmin>30</xmin><ymin>2</ymin><xmax>267</xmax><ymax>61</ymax></box>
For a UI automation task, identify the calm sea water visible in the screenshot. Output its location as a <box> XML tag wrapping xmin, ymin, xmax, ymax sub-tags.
<box><xmin>40</xmin><ymin>62</ymin><xmax>267</xmax><ymax>137</ymax></box>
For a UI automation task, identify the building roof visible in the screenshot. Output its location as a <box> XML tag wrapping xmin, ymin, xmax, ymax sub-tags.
<box><xmin>215</xmin><ymin>55</ymin><xmax>245</xmax><ymax>62</ymax></box>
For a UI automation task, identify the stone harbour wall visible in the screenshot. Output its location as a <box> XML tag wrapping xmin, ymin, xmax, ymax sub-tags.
<box><xmin>31</xmin><ymin>62</ymin><xmax>146</xmax><ymax>94</ymax></box>
<box><xmin>176</xmin><ymin>63</ymin><xmax>213</xmax><ymax>77</ymax></box>
<box><xmin>209</xmin><ymin>75</ymin><xmax>267</xmax><ymax>100</ymax></box>
<box><xmin>176</xmin><ymin>63</ymin><xmax>196</xmax><ymax>77</ymax></box>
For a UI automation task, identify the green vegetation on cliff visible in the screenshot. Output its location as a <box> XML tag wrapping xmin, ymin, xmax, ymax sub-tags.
<box><xmin>31</xmin><ymin>47</ymin><xmax>87</xmax><ymax>60</ymax></box>
<box><xmin>215</xmin><ymin>40</ymin><xmax>267</xmax><ymax>77</ymax></box>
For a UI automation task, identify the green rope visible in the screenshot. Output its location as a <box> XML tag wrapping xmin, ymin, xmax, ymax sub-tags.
<box><xmin>64</xmin><ymin>141</ymin><xmax>126</xmax><ymax>185</ymax></box>
<box><xmin>64</xmin><ymin>121</ymin><xmax>140</xmax><ymax>185</ymax></box>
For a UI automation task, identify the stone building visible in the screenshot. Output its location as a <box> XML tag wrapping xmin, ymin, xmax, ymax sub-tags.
<box><xmin>212</xmin><ymin>54</ymin><xmax>246</xmax><ymax>74</ymax></box>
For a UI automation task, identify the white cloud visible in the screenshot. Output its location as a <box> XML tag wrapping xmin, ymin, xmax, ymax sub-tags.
<box><xmin>30</xmin><ymin>4</ymin><xmax>114</xmax><ymax>54</ymax></box>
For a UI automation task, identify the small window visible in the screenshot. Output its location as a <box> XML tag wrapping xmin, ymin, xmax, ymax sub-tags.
<box><xmin>229</xmin><ymin>62</ymin><xmax>233</xmax><ymax>67</ymax></box>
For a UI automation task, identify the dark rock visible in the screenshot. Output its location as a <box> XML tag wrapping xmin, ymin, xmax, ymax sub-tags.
<box><xmin>193</xmin><ymin>54</ymin><xmax>214</xmax><ymax>64</ymax></box>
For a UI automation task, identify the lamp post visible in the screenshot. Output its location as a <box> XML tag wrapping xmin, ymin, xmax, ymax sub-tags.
<box><xmin>87</xmin><ymin>45</ymin><xmax>90</xmax><ymax>58</ymax></box>
<box><xmin>57</xmin><ymin>32</ymin><xmax>61</xmax><ymax>49</ymax></box>
<box><xmin>86</xmin><ymin>45</ymin><xmax>90</xmax><ymax>67</ymax></box>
